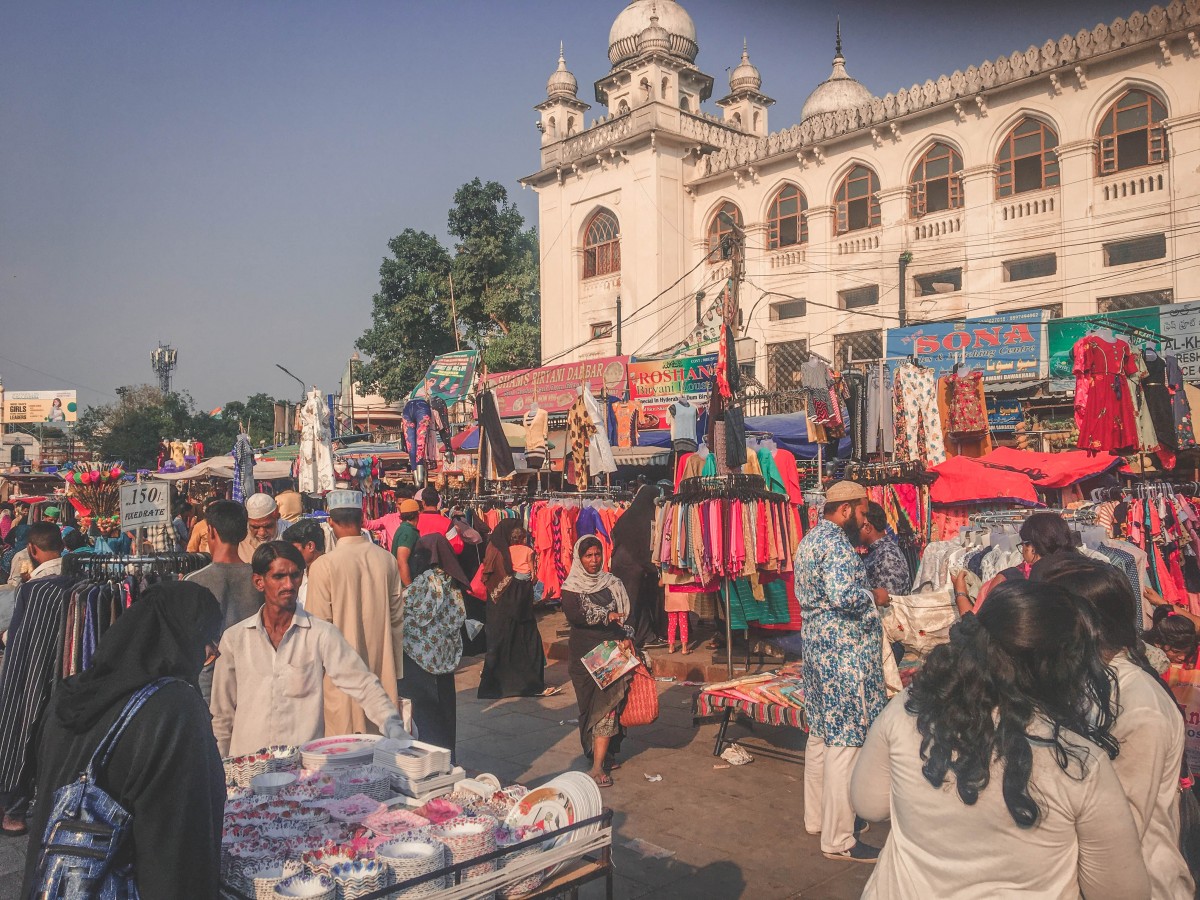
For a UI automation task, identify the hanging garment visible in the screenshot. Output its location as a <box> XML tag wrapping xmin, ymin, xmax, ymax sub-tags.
<box><xmin>1073</xmin><ymin>336</ymin><xmax>1140</xmax><ymax>453</ymax></box>
<box><xmin>801</xmin><ymin>358</ymin><xmax>838</xmax><ymax>427</ymax></box>
<box><xmin>612</xmin><ymin>400</ymin><xmax>644</xmax><ymax>448</ymax></box>
<box><xmin>297</xmin><ymin>388</ymin><xmax>335</xmax><ymax>494</ymax></box>
<box><xmin>476</xmin><ymin>391</ymin><xmax>515</xmax><ymax>478</ymax></box>
<box><xmin>893</xmin><ymin>363</ymin><xmax>947</xmax><ymax>465</ymax></box>
<box><xmin>669</xmin><ymin>400</ymin><xmax>699</xmax><ymax>453</ymax></box>
<box><xmin>845</xmin><ymin>371</ymin><xmax>867</xmax><ymax>460</ymax></box>
<box><xmin>429</xmin><ymin>396</ymin><xmax>453</xmax><ymax>453</ymax></box>
<box><xmin>402</xmin><ymin>398</ymin><xmax>432</xmax><ymax>469</ymax></box>
<box><xmin>864</xmin><ymin>364</ymin><xmax>895</xmax><ymax>455</ymax></box>
<box><xmin>944</xmin><ymin>372</ymin><xmax>987</xmax><ymax>437</ymax></box>
<box><xmin>231</xmin><ymin>433</ymin><xmax>254</xmax><ymax>503</ymax></box>
<box><xmin>1166</xmin><ymin>355</ymin><xmax>1197</xmax><ymax>450</ymax></box>
<box><xmin>566</xmin><ymin>396</ymin><xmax>595</xmax><ymax>491</ymax></box>
<box><xmin>937</xmin><ymin>375</ymin><xmax>992</xmax><ymax>459</ymax></box>
<box><xmin>1126</xmin><ymin>351</ymin><xmax>1160</xmax><ymax>454</ymax></box>
<box><xmin>1142</xmin><ymin>351</ymin><xmax>1178</xmax><ymax>452</ymax></box>
<box><xmin>725</xmin><ymin>404</ymin><xmax>747</xmax><ymax>469</ymax></box>
<box><xmin>581</xmin><ymin>389</ymin><xmax>618</xmax><ymax>476</ymax></box>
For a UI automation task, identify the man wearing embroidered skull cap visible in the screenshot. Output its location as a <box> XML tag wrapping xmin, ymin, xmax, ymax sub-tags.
<box><xmin>238</xmin><ymin>492</ymin><xmax>286</xmax><ymax>563</ymax></box>
<box><xmin>793</xmin><ymin>480</ymin><xmax>886</xmax><ymax>864</ymax></box>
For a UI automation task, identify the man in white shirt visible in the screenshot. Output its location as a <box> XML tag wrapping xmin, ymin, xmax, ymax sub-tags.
<box><xmin>210</xmin><ymin>541</ymin><xmax>411</xmax><ymax>757</ymax></box>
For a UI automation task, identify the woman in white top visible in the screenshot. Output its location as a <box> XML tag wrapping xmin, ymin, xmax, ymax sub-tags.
<box><xmin>851</xmin><ymin>580</ymin><xmax>1150</xmax><ymax>899</ymax></box>
<box><xmin>1035</xmin><ymin>555</ymin><xmax>1194</xmax><ymax>899</ymax></box>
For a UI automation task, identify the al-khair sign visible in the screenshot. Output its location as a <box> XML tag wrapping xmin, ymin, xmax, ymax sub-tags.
<box><xmin>886</xmin><ymin>309</ymin><xmax>1047</xmax><ymax>381</ymax></box>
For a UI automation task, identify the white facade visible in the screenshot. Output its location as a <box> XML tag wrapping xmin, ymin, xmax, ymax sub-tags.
<box><xmin>523</xmin><ymin>1</ymin><xmax>1200</xmax><ymax>389</ymax></box>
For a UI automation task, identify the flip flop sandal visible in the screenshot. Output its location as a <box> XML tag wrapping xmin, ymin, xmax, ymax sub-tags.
<box><xmin>2</xmin><ymin>823</ymin><xmax>27</xmax><ymax>837</ymax></box>
<box><xmin>591</xmin><ymin>773</ymin><xmax>614</xmax><ymax>788</ymax></box>
<box><xmin>539</xmin><ymin>686</ymin><xmax>563</xmax><ymax>697</ymax></box>
<box><xmin>604</xmin><ymin>755</ymin><xmax>622</xmax><ymax>771</ymax></box>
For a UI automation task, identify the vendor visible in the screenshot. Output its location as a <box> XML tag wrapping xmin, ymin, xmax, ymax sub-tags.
<box><xmin>238</xmin><ymin>493</ymin><xmax>287</xmax><ymax>563</ymax></box>
<box><xmin>210</xmin><ymin>541</ymin><xmax>411</xmax><ymax>756</ymax></box>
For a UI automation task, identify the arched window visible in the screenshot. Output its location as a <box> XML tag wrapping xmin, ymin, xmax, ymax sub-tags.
<box><xmin>10</xmin><ymin>445</ymin><xmax>25</xmax><ymax>464</ymax></box>
<box><xmin>835</xmin><ymin>165</ymin><xmax>880</xmax><ymax>234</ymax></box>
<box><xmin>583</xmin><ymin>210</ymin><xmax>620</xmax><ymax>279</ymax></box>
<box><xmin>767</xmin><ymin>185</ymin><xmax>808</xmax><ymax>248</ymax></box>
<box><xmin>1098</xmin><ymin>89</ymin><xmax>1167</xmax><ymax>174</ymax></box>
<box><xmin>910</xmin><ymin>143</ymin><xmax>963</xmax><ymax>217</ymax></box>
<box><xmin>996</xmin><ymin>117</ymin><xmax>1059</xmax><ymax>197</ymax></box>
<box><xmin>707</xmin><ymin>202</ymin><xmax>742</xmax><ymax>259</ymax></box>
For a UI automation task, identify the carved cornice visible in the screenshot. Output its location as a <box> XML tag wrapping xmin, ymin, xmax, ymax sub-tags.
<box><xmin>696</xmin><ymin>2</ymin><xmax>1200</xmax><ymax>181</ymax></box>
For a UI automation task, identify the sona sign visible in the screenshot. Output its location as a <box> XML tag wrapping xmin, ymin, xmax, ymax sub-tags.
<box><xmin>886</xmin><ymin>310</ymin><xmax>1047</xmax><ymax>381</ymax></box>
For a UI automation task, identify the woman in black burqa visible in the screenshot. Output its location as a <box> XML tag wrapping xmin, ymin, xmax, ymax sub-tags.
<box><xmin>477</xmin><ymin>519</ymin><xmax>548</xmax><ymax>698</ymax></box>
<box><xmin>609</xmin><ymin>484</ymin><xmax>664</xmax><ymax>648</ymax></box>
<box><xmin>22</xmin><ymin>582</ymin><xmax>225</xmax><ymax>900</ymax></box>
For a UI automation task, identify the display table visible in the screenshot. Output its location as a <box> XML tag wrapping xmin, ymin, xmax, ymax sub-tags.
<box><xmin>692</xmin><ymin>666</ymin><xmax>807</xmax><ymax>758</ymax></box>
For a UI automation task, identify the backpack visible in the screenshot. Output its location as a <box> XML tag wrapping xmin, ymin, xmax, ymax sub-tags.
<box><xmin>31</xmin><ymin>677</ymin><xmax>178</xmax><ymax>899</ymax></box>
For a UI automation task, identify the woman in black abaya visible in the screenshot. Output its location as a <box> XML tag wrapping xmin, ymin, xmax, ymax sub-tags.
<box><xmin>609</xmin><ymin>484</ymin><xmax>664</xmax><ymax>649</ymax></box>
<box><xmin>477</xmin><ymin>519</ymin><xmax>548</xmax><ymax>698</ymax></box>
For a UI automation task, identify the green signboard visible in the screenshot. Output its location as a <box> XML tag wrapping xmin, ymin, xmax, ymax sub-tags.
<box><xmin>1046</xmin><ymin>307</ymin><xmax>1162</xmax><ymax>381</ymax></box>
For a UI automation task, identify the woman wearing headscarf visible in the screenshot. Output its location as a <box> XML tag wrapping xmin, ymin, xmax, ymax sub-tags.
<box><xmin>477</xmin><ymin>519</ymin><xmax>547</xmax><ymax>699</ymax></box>
<box><xmin>21</xmin><ymin>582</ymin><xmax>225</xmax><ymax>900</ymax></box>
<box><xmin>398</xmin><ymin>533</ymin><xmax>468</xmax><ymax>758</ymax></box>
<box><xmin>609</xmin><ymin>485</ymin><xmax>665</xmax><ymax>649</ymax></box>
<box><xmin>562</xmin><ymin>535</ymin><xmax>636</xmax><ymax>788</ymax></box>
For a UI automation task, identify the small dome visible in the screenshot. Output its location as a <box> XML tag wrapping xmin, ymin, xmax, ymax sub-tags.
<box><xmin>638</xmin><ymin>13</ymin><xmax>672</xmax><ymax>55</ymax></box>
<box><xmin>546</xmin><ymin>44</ymin><xmax>578</xmax><ymax>100</ymax></box>
<box><xmin>800</xmin><ymin>27</ymin><xmax>873</xmax><ymax>121</ymax></box>
<box><xmin>729</xmin><ymin>40</ymin><xmax>761</xmax><ymax>93</ymax></box>
<box><xmin>609</xmin><ymin>0</ymin><xmax>698</xmax><ymax>66</ymax></box>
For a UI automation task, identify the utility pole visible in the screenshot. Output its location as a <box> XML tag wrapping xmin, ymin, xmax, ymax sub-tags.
<box><xmin>615</xmin><ymin>294</ymin><xmax>622</xmax><ymax>356</ymax></box>
<box><xmin>898</xmin><ymin>251</ymin><xmax>913</xmax><ymax>328</ymax></box>
<box><xmin>448</xmin><ymin>274</ymin><xmax>462</xmax><ymax>352</ymax></box>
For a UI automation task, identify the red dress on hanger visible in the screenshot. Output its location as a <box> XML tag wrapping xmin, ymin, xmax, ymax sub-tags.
<box><xmin>1074</xmin><ymin>336</ymin><xmax>1139</xmax><ymax>453</ymax></box>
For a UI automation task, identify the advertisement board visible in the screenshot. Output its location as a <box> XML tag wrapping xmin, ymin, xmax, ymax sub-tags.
<box><xmin>489</xmin><ymin>356</ymin><xmax>628</xmax><ymax>417</ymax></box>
<box><xmin>408</xmin><ymin>350</ymin><xmax>479</xmax><ymax>403</ymax></box>
<box><xmin>627</xmin><ymin>353</ymin><xmax>717</xmax><ymax>430</ymax></box>
<box><xmin>1047</xmin><ymin>306</ymin><xmax>1161</xmax><ymax>381</ymax></box>
<box><xmin>3</xmin><ymin>390</ymin><xmax>78</xmax><ymax>424</ymax></box>
<box><xmin>986</xmin><ymin>396</ymin><xmax>1025</xmax><ymax>431</ymax></box>
<box><xmin>1159</xmin><ymin>301</ymin><xmax>1200</xmax><ymax>382</ymax></box>
<box><xmin>885</xmin><ymin>310</ymin><xmax>1047</xmax><ymax>381</ymax></box>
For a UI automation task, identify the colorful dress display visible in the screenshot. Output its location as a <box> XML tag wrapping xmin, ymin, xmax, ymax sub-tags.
<box><xmin>1073</xmin><ymin>336</ymin><xmax>1139</xmax><ymax>453</ymax></box>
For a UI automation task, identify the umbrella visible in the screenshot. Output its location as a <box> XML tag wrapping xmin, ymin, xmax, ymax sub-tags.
<box><xmin>451</xmin><ymin>423</ymin><xmax>529</xmax><ymax>452</ymax></box>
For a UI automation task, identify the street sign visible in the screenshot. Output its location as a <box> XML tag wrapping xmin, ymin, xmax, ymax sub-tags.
<box><xmin>120</xmin><ymin>483</ymin><xmax>170</xmax><ymax>528</ymax></box>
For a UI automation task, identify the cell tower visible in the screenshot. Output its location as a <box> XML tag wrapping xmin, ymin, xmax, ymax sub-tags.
<box><xmin>150</xmin><ymin>343</ymin><xmax>178</xmax><ymax>395</ymax></box>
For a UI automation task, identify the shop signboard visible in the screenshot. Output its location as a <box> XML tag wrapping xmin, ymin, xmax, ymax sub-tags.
<box><xmin>986</xmin><ymin>396</ymin><xmax>1024</xmax><ymax>431</ymax></box>
<box><xmin>1159</xmin><ymin>301</ymin><xmax>1200</xmax><ymax>382</ymax></box>
<box><xmin>885</xmin><ymin>310</ymin><xmax>1046</xmax><ymax>381</ymax></box>
<box><xmin>489</xmin><ymin>356</ymin><xmax>628</xmax><ymax>417</ymax></box>
<box><xmin>119</xmin><ymin>482</ymin><xmax>170</xmax><ymax>528</ymax></box>
<box><xmin>408</xmin><ymin>350</ymin><xmax>479</xmax><ymax>403</ymax></box>
<box><xmin>3</xmin><ymin>390</ymin><xmax>78</xmax><ymax>424</ymax></box>
<box><xmin>627</xmin><ymin>353</ymin><xmax>718</xmax><ymax>430</ymax></box>
<box><xmin>1047</xmin><ymin>306</ymin><xmax>1161</xmax><ymax>381</ymax></box>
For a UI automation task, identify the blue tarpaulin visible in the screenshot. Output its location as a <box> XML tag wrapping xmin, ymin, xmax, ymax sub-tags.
<box><xmin>636</xmin><ymin>412</ymin><xmax>849</xmax><ymax>459</ymax></box>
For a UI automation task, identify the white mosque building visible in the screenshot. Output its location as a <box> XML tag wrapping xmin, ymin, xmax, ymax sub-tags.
<box><xmin>521</xmin><ymin>0</ymin><xmax>1200</xmax><ymax>390</ymax></box>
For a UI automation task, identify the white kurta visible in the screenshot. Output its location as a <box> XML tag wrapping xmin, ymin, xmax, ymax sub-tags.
<box><xmin>581</xmin><ymin>388</ymin><xmax>617</xmax><ymax>475</ymax></box>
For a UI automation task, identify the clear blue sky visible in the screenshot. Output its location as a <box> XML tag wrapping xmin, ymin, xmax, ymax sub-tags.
<box><xmin>0</xmin><ymin>0</ymin><xmax>1138</xmax><ymax>413</ymax></box>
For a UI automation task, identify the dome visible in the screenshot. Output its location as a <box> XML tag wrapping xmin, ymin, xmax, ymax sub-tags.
<box><xmin>729</xmin><ymin>40</ymin><xmax>761</xmax><ymax>93</ymax></box>
<box><xmin>638</xmin><ymin>13</ymin><xmax>672</xmax><ymax>55</ymax></box>
<box><xmin>609</xmin><ymin>0</ymin><xmax>698</xmax><ymax>66</ymax></box>
<box><xmin>800</xmin><ymin>28</ymin><xmax>873</xmax><ymax>121</ymax></box>
<box><xmin>546</xmin><ymin>44</ymin><xmax>578</xmax><ymax>100</ymax></box>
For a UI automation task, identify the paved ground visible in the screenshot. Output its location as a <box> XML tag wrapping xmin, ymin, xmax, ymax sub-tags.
<box><xmin>0</xmin><ymin>628</ymin><xmax>880</xmax><ymax>899</ymax></box>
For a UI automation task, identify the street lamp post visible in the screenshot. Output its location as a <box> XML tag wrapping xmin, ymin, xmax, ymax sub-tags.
<box><xmin>348</xmin><ymin>352</ymin><xmax>360</xmax><ymax>437</ymax></box>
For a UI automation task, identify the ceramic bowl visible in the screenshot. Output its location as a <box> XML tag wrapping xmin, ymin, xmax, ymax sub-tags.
<box><xmin>252</xmin><ymin>772</ymin><xmax>298</xmax><ymax>796</ymax></box>
<box><xmin>272</xmin><ymin>872</ymin><xmax>335</xmax><ymax>899</ymax></box>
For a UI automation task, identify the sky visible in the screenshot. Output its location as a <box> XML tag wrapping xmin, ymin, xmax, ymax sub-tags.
<box><xmin>0</xmin><ymin>0</ymin><xmax>1141</xmax><ymax>413</ymax></box>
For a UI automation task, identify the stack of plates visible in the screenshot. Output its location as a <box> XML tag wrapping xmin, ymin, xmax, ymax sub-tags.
<box><xmin>330</xmin><ymin>859</ymin><xmax>389</xmax><ymax>900</ymax></box>
<box><xmin>372</xmin><ymin>741</ymin><xmax>452</xmax><ymax>781</ymax></box>
<box><xmin>361</xmin><ymin>807</ymin><xmax>430</xmax><ymax>838</ymax></box>
<box><xmin>272</xmin><ymin>873</ymin><xmax>335</xmax><ymax>900</ymax></box>
<box><xmin>333</xmin><ymin>765</ymin><xmax>392</xmax><ymax>802</ymax></box>
<box><xmin>225</xmin><ymin>749</ymin><xmax>273</xmax><ymax>789</ymax></box>
<box><xmin>300</xmin><ymin>736</ymin><xmax>381</xmax><ymax>772</ymax></box>
<box><xmin>388</xmin><ymin>766</ymin><xmax>465</xmax><ymax>800</ymax></box>
<box><xmin>504</xmin><ymin>772</ymin><xmax>602</xmax><ymax>875</ymax></box>
<box><xmin>429</xmin><ymin>815</ymin><xmax>498</xmax><ymax>881</ymax></box>
<box><xmin>267</xmin><ymin>745</ymin><xmax>300</xmax><ymax>772</ymax></box>
<box><xmin>247</xmin><ymin>860</ymin><xmax>303</xmax><ymax>900</ymax></box>
<box><xmin>375</xmin><ymin>837</ymin><xmax>447</xmax><ymax>898</ymax></box>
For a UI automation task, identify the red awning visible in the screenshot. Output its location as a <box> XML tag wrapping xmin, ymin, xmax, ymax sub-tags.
<box><xmin>929</xmin><ymin>456</ymin><xmax>1041</xmax><ymax>506</ymax></box>
<box><xmin>978</xmin><ymin>447</ymin><xmax>1121</xmax><ymax>488</ymax></box>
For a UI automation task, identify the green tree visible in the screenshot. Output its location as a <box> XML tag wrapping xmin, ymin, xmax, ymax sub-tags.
<box><xmin>447</xmin><ymin>178</ymin><xmax>541</xmax><ymax>372</ymax></box>
<box><xmin>220</xmin><ymin>392</ymin><xmax>280</xmax><ymax>447</ymax></box>
<box><xmin>355</xmin><ymin>229</ymin><xmax>457</xmax><ymax>402</ymax></box>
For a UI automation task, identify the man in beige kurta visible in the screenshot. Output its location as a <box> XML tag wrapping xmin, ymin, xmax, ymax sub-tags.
<box><xmin>304</xmin><ymin>490</ymin><xmax>404</xmax><ymax>736</ymax></box>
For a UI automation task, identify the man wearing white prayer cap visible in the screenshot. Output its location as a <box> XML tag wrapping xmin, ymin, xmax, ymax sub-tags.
<box><xmin>238</xmin><ymin>492</ymin><xmax>287</xmax><ymax>563</ymax></box>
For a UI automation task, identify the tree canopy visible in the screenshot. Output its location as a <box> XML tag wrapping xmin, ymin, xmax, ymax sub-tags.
<box><xmin>355</xmin><ymin>179</ymin><xmax>540</xmax><ymax>402</ymax></box>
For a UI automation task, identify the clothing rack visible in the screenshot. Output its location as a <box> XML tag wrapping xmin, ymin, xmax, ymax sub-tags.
<box><xmin>969</xmin><ymin>507</ymin><xmax>1098</xmax><ymax>526</ymax></box>
<box><xmin>62</xmin><ymin>552</ymin><xmax>212</xmax><ymax>580</ymax></box>
<box><xmin>675</xmin><ymin>474</ymin><xmax>787</xmax><ymax>503</ymax></box>
<box><xmin>838</xmin><ymin>460</ymin><xmax>936</xmax><ymax>486</ymax></box>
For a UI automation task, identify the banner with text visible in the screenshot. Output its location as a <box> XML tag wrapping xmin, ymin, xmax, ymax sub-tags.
<box><xmin>885</xmin><ymin>310</ymin><xmax>1047</xmax><ymax>381</ymax></box>
<box><xmin>628</xmin><ymin>353</ymin><xmax>718</xmax><ymax>430</ymax></box>
<box><xmin>408</xmin><ymin>350</ymin><xmax>479</xmax><ymax>403</ymax></box>
<box><xmin>488</xmin><ymin>356</ymin><xmax>629</xmax><ymax>417</ymax></box>
<box><xmin>1159</xmin><ymin>301</ymin><xmax>1200</xmax><ymax>382</ymax></box>
<box><xmin>120</xmin><ymin>482</ymin><xmax>170</xmax><ymax>528</ymax></box>
<box><xmin>3</xmin><ymin>390</ymin><xmax>78</xmax><ymax>424</ymax></box>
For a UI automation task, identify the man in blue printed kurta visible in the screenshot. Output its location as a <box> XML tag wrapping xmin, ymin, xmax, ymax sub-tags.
<box><xmin>794</xmin><ymin>481</ymin><xmax>887</xmax><ymax>863</ymax></box>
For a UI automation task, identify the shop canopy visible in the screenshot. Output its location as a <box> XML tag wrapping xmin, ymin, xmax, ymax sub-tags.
<box><xmin>977</xmin><ymin>447</ymin><xmax>1121</xmax><ymax>488</ymax></box>
<box><xmin>451</xmin><ymin>423</ymin><xmax>528</xmax><ymax>452</ymax></box>
<box><xmin>929</xmin><ymin>455</ymin><xmax>1042</xmax><ymax>507</ymax></box>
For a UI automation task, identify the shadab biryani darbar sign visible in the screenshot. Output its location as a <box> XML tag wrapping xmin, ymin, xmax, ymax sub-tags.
<box><xmin>886</xmin><ymin>310</ymin><xmax>1048</xmax><ymax>381</ymax></box>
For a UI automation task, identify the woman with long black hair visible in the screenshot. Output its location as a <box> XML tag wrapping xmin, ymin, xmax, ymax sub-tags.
<box><xmin>851</xmin><ymin>580</ymin><xmax>1150</xmax><ymax>899</ymax></box>
<box><xmin>609</xmin><ymin>485</ymin><xmax>664</xmax><ymax>649</ymax></box>
<box><xmin>477</xmin><ymin>519</ymin><xmax>547</xmax><ymax>699</ymax></box>
<box><xmin>1035</xmin><ymin>555</ymin><xmax>1194</xmax><ymax>898</ymax></box>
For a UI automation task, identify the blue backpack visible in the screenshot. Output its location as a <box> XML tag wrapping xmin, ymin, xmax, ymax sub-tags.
<box><xmin>31</xmin><ymin>678</ymin><xmax>177</xmax><ymax>899</ymax></box>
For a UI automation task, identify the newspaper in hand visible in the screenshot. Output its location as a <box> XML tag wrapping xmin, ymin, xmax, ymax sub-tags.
<box><xmin>581</xmin><ymin>640</ymin><xmax>640</xmax><ymax>689</ymax></box>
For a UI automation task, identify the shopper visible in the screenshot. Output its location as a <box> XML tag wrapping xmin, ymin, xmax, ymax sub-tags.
<box><xmin>391</xmin><ymin>499</ymin><xmax>422</xmax><ymax>586</ymax></box>
<box><xmin>417</xmin><ymin>487</ymin><xmax>464</xmax><ymax>554</ymax></box>
<box><xmin>859</xmin><ymin>502</ymin><xmax>911</xmax><ymax>598</ymax></box>
<box><xmin>954</xmin><ymin>511</ymin><xmax>1077</xmax><ymax>614</ymax></box>
<box><xmin>21</xmin><ymin>582</ymin><xmax>225</xmax><ymax>900</ymax></box>
<box><xmin>283</xmin><ymin>518</ymin><xmax>325</xmax><ymax>610</ymax></box>
<box><xmin>562</xmin><ymin>536</ymin><xmax>635</xmax><ymax>788</ymax></box>
<box><xmin>397</xmin><ymin>534</ymin><xmax>468</xmax><ymax>758</ymax></box>
<box><xmin>851</xmin><ymin>580</ymin><xmax>1150</xmax><ymax>899</ymax></box>
<box><xmin>211</xmin><ymin>541</ymin><xmax>411</xmax><ymax>756</ymax></box>
<box><xmin>238</xmin><ymin>492</ymin><xmax>287</xmax><ymax>563</ymax></box>
<box><xmin>1035</xmin><ymin>555</ymin><xmax>1194</xmax><ymax>898</ymax></box>
<box><xmin>187</xmin><ymin>500</ymin><xmax>263</xmax><ymax>702</ymax></box>
<box><xmin>0</xmin><ymin>523</ymin><xmax>68</xmax><ymax>836</ymax></box>
<box><xmin>305</xmin><ymin>490</ymin><xmax>405</xmax><ymax>736</ymax></box>
<box><xmin>1144</xmin><ymin>605</ymin><xmax>1200</xmax><ymax>668</ymax></box>
<box><xmin>794</xmin><ymin>481</ymin><xmax>887</xmax><ymax>863</ymax></box>
<box><xmin>477</xmin><ymin>519</ymin><xmax>547</xmax><ymax>699</ymax></box>
<box><xmin>610</xmin><ymin>485</ymin><xmax>666</xmax><ymax>650</ymax></box>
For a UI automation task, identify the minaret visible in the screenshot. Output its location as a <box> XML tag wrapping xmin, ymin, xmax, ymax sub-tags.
<box><xmin>535</xmin><ymin>43</ymin><xmax>590</xmax><ymax>143</ymax></box>
<box><xmin>716</xmin><ymin>39</ymin><xmax>774</xmax><ymax>136</ymax></box>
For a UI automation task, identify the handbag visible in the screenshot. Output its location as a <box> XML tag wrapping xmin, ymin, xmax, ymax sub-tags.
<box><xmin>620</xmin><ymin>663</ymin><xmax>659</xmax><ymax>727</ymax></box>
<box><xmin>1177</xmin><ymin>758</ymin><xmax>1200</xmax><ymax>883</ymax></box>
<box><xmin>469</xmin><ymin>566</ymin><xmax>487</xmax><ymax>602</ymax></box>
<box><xmin>32</xmin><ymin>677</ymin><xmax>178</xmax><ymax>899</ymax></box>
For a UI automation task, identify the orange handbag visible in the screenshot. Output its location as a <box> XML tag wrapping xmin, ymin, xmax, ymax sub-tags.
<box><xmin>620</xmin><ymin>664</ymin><xmax>659</xmax><ymax>727</ymax></box>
